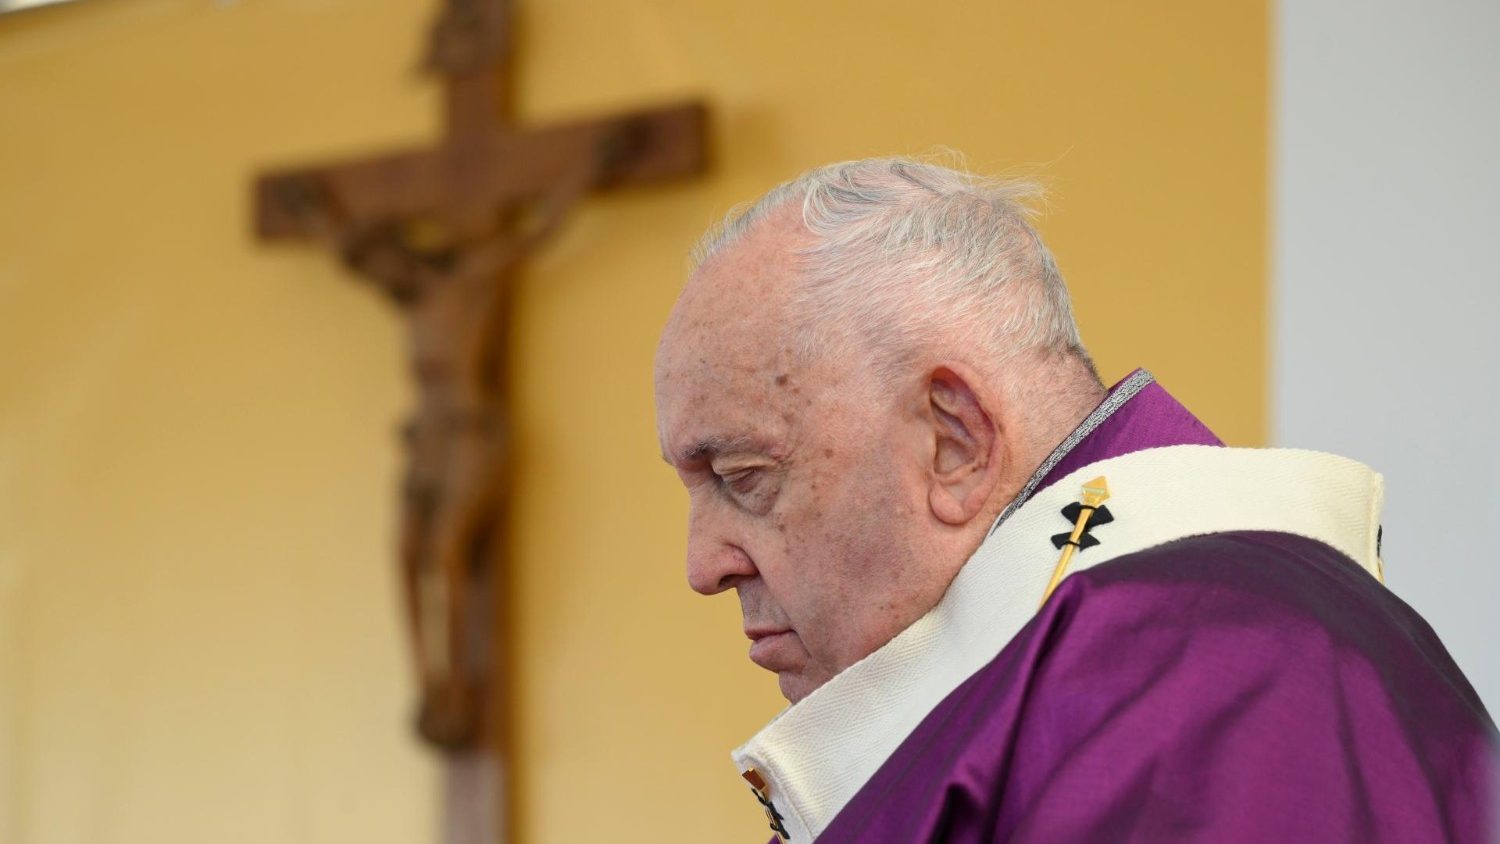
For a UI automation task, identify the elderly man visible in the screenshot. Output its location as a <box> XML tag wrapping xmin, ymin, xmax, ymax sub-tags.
<box><xmin>654</xmin><ymin>158</ymin><xmax>1494</xmax><ymax>843</ymax></box>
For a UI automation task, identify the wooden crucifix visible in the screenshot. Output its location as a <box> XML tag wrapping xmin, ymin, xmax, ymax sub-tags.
<box><xmin>252</xmin><ymin>0</ymin><xmax>706</xmax><ymax>839</ymax></box>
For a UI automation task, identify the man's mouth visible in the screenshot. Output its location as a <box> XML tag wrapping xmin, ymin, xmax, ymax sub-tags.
<box><xmin>744</xmin><ymin>625</ymin><xmax>788</xmax><ymax>641</ymax></box>
<box><xmin>745</xmin><ymin>628</ymin><xmax>797</xmax><ymax>670</ymax></box>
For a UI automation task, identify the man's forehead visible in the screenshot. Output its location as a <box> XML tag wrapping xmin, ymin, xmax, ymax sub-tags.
<box><xmin>656</xmin><ymin>356</ymin><xmax>791</xmax><ymax>446</ymax></box>
<box><xmin>654</xmin><ymin>332</ymin><xmax>802</xmax><ymax>468</ymax></box>
<box><xmin>655</xmin><ymin>207</ymin><xmax>812</xmax><ymax>458</ymax></box>
<box><xmin>677</xmin><ymin>207</ymin><xmax>806</xmax><ymax>316</ymax></box>
<box><xmin>655</xmin><ymin>260</ymin><xmax>800</xmax><ymax>387</ymax></box>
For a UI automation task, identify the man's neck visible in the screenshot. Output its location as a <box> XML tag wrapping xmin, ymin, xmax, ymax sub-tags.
<box><xmin>992</xmin><ymin>379</ymin><xmax>1106</xmax><ymax>523</ymax></box>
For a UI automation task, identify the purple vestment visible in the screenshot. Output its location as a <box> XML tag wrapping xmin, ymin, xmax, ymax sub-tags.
<box><xmin>757</xmin><ymin>371</ymin><xmax>1495</xmax><ymax>842</ymax></box>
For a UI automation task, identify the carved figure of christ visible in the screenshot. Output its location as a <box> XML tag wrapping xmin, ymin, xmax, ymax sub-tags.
<box><xmin>252</xmin><ymin>0</ymin><xmax>706</xmax><ymax>838</ymax></box>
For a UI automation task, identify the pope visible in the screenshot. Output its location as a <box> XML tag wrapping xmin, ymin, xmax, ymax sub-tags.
<box><xmin>653</xmin><ymin>157</ymin><xmax>1495</xmax><ymax>842</ymax></box>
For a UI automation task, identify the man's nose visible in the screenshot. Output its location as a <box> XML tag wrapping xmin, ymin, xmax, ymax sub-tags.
<box><xmin>685</xmin><ymin>509</ymin><xmax>757</xmax><ymax>595</ymax></box>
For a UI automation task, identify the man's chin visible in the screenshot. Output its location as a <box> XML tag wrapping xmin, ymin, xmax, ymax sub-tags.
<box><xmin>747</xmin><ymin>632</ymin><xmax>829</xmax><ymax>702</ymax></box>
<box><xmin>776</xmin><ymin>669</ymin><xmax>831</xmax><ymax>704</ymax></box>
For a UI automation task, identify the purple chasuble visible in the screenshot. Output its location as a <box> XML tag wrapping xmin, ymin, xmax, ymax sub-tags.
<box><xmin>778</xmin><ymin>371</ymin><xmax>1495</xmax><ymax>843</ymax></box>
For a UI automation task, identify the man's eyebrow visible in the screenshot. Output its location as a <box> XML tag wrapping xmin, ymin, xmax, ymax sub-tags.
<box><xmin>666</xmin><ymin>434</ymin><xmax>766</xmax><ymax>465</ymax></box>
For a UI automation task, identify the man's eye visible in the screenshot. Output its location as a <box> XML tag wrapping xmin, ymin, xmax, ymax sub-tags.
<box><xmin>719</xmin><ymin>468</ymin><xmax>759</xmax><ymax>493</ymax></box>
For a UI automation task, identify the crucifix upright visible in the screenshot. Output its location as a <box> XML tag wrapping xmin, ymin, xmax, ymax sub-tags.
<box><xmin>252</xmin><ymin>0</ymin><xmax>707</xmax><ymax>839</ymax></box>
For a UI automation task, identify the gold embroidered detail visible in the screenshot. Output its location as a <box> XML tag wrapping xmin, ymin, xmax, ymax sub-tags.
<box><xmin>1040</xmin><ymin>476</ymin><xmax>1111</xmax><ymax>608</ymax></box>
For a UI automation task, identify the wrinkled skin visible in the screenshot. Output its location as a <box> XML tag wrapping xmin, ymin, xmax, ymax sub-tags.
<box><xmin>653</xmin><ymin>208</ymin><xmax>1010</xmax><ymax>702</ymax></box>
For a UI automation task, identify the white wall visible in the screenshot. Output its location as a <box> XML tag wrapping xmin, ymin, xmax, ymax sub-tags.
<box><xmin>1274</xmin><ymin>0</ymin><xmax>1499</xmax><ymax>710</ymax></box>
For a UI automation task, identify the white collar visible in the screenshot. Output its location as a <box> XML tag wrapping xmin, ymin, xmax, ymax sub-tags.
<box><xmin>731</xmin><ymin>445</ymin><xmax>1385</xmax><ymax>842</ymax></box>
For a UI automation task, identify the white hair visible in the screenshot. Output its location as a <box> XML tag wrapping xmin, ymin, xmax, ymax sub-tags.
<box><xmin>692</xmin><ymin>156</ymin><xmax>1091</xmax><ymax>381</ymax></box>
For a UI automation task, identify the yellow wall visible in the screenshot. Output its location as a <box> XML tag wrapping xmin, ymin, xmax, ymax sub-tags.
<box><xmin>0</xmin><ymin>2</ymin><xmax>440</xmax><ymax>842</ymax></box>
<box><xmin>0</xmin><ymin>1</ymin><xmax>1266</xmax><ymax>843</ymax></box>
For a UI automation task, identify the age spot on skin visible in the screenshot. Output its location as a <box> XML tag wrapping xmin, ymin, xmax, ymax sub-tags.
<box><xmin>775</xmin><ymin>374</ymin><xmax>789</xmax><ymax>386</ymax></box>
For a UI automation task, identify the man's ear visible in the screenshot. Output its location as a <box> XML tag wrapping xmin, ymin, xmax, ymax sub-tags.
<box><xmin>925</xmin><ymin>366</ymin><xmax>1001</xmax><ymax>526</ymax></box>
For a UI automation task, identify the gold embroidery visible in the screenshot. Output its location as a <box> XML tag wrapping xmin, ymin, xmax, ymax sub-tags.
<box><xmin>1040</xmin><ymin>476</ymin><xmax>1111</xmax><ymax>608</ymax></box>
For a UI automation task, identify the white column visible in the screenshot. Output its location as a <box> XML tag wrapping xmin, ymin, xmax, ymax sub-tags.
<box><xmin>1274</xmin><ymin>0</ymin><xmax>1500</xmax><ymax>708</ymax></box>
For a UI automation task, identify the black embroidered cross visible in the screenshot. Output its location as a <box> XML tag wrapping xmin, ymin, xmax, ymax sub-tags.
<box><xmin>1050</xmin><ymin>500</ymin><xmax>1114</xmax><ymax>550</ymax></box>
<box><xmin>742</xmin><ymin>768</ymin><xmax>791</xmax><ymax>841</ymax></box>
<box><xmin>753</xmin><ymin>789</ymin><xmax>790</xmax><ymax>841</ymax></box>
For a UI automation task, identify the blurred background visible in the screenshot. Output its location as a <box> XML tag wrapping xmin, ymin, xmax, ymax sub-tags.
<box><xmin>0</xmin><ymin>0</ymin><xmax>1493</xmax><ymax>842</ymax></box>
